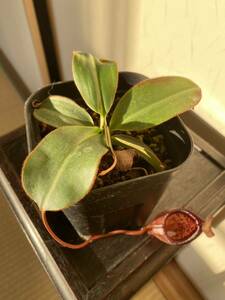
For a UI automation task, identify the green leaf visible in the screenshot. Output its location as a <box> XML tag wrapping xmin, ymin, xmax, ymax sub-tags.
<box><xmin>72</xmin><ymin>51</ymin><xmax>117</xmax><ymax>116</ymax></box>
<box><xmin>22</xmin><ymin>126</ymin><xmax>108</xmax><ymax>211</ymax></box>
<box><xmin>97</xmin><ymin>59</ymin><xmax>118</xmax><ymax>113</ymax></box>
<box><xmin>110</xmin><ymin>76</ymin><xmax>201</xmax><ymax>131</ymax></box>
<box><xmin>112</xmin><ymin>134</ymin><xmax>165</xmax><ymax>172</ymax></box>
<box><xmin>33</xmin><ymin>95</ymin><xmax>94</xmax><ymax>127</ymax></box>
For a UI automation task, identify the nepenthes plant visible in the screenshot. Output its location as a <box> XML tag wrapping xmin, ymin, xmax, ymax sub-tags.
<box><xmin>21</xmin><ymin>51</ymin><xmax>201</xmax><ymax>212</ymax></box>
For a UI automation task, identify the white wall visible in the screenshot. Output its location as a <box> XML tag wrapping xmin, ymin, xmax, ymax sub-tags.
<box><xmin>0</xmin><ymin>0</ymin><xmax>43</xmax><ymax>93</ymax></box>
<box><xmin>49</xmin><ymin>0</ymin><xmax>225</xmax><ymax>136</ymax></box>
<box><xmin>48</xmin><ymin>0</ymin><xmax>141</xmax><ymax>78</ymax></box>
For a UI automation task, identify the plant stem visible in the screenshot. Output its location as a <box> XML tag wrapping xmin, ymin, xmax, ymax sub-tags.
<box><xmin>100</xmin><ymin>115</ymin><xmax>105</xmax><ymax>129</ymax></box>
<box><xmin>98</xmin><ymin>117</ymin><xmax>118</xmax><ymax>176</ymax></box>
<box><xmin>104</xmin><ymin>124</ymin><xmax>113</xmax><ymax>150</ymax></box>
<box><xmin>100</xmin><ymin>115</ymin><xmax>112</xmax><ymax>149</ymax></box>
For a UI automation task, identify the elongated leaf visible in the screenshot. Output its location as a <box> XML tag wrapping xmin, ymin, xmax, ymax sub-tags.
<box><xmin>97</xmin><ymin>59</ymin><xmax>118</xmax><ymax>113</ymax></box>
<box><xmin>112</xmin><ymin>134</ymin><xmax>165</xmax><ymax>172</ymax></box>
<box><xmin>22</xmin><ymin>126</ymin><xmax>108</xmax><ymax>211</ymax></box>
<box><xmin>72</xmin><ymin>52</ymin><xmax>103</xmax><ymax>115</ymax></box>
<box><xmin>72</xmin><ymin>51</ymin><xmax>117</xmax><ymax>115</ymax></box>
<box><xmin>110</xmin><ymin>77</ymin><xmax>201</xmax><ymax>131</ymax></box>
<box><xmin>33</xmin><ymin>95</ymin><xmax>93</xmax><ymax>127</ymax></box>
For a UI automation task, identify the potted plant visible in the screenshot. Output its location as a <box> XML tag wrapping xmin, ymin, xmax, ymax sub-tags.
<box><xmin>21</xmin><ymin>51</ymin><xmax>201</xmax><ymax>240</ymax></box>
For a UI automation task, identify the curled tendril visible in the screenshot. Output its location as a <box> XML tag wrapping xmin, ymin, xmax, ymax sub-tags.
<box><xmin>32</xmin><ymin>100</ymin><xmax>42</xmax><ymax>108</ymax></box>
<box><xmin>202</xmin><ymin>215</ymin><xmax>215</xmax><ymax>237</ymax></box>
<box><xmin>98</xmin><ymin>151</ymin><xmax>117</xmax><ymax>176</ymax></box>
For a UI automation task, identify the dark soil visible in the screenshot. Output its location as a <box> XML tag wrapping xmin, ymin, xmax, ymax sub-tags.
<box><xmin>94</xmin><ymin>127</ymin><xmax>173</xmax><ymax>188</ymax></box>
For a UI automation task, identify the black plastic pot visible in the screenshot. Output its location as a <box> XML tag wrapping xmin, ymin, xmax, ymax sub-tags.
<box><xmin>25</xmin><ymin>72</ymin><xmax>193</xmax><ymax>238</ymax></box>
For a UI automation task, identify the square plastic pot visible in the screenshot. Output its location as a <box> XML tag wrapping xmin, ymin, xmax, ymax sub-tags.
<box><xmin>24</xmin><ymin>72</ymin><xmax>193</xmax><ymax>238</ymax></box>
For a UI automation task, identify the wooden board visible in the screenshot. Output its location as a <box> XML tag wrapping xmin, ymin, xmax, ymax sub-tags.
<box><xmin>23</xmin><ymin>0</ymin><xmax>50</xmax><ymax>85</ymax></box>
<box><xmin>154</xmin><ymin>261</ymin><xmax>203</xmax><ymax>300</ymax></box>
<box><xmin>0</xmin><ymin>127</ymin><xmax>224</xmax><ymax>300</ymax></box>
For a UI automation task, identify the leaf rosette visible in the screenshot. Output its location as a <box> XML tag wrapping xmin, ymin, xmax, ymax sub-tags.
<box><xmin>22</xmin><ymin>52</ymin><xmax>201</xmax><ymax>211</ymax></box>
